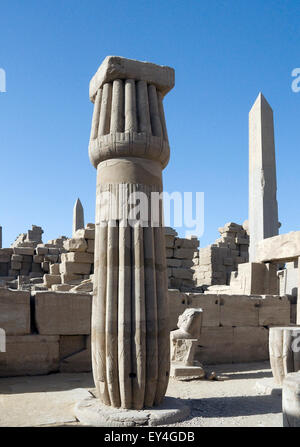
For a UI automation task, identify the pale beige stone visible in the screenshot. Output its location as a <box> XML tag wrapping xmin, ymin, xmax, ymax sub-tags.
<box><xmin>0</xmin><ymin>289</ymin><xmax>30</xmax><ymax>335</ymax></box>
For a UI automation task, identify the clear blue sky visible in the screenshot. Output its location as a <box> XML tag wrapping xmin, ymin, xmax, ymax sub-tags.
<box><xmin>0</xmin><ymin>0</ymin><xmax>299</xmax><ymax>248</ymax></box>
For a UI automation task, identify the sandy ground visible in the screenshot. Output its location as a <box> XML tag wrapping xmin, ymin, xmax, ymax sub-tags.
<box><xmin>0</xmin><ymin>361</ymin><xmax>283</xmax><ymax>427</ymax></box>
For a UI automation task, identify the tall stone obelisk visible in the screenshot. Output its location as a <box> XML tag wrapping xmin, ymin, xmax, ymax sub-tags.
<box><xmin>249</xmin><ymin>93</ymin><xmax>279</xmax><ymax>262</ymax></box>
<box><xmin>72</xmin><ymin>198</ymin><xmax>84</xmax><ymax>236</ymax></box>
<box><xmin>89</xmin><ymin>56</ymin><xmax>174</xmax><ymax>410</ymax></box>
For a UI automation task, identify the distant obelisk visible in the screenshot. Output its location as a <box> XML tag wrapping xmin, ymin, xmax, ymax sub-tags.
<box><xmin>72</xmin><ymin>198</ymin><xmax>84</xmax><ymax>236</ymax></box>
<box><xmin>249</xmin><ymin>93</ymin><xmax>279</xmax><ymax>262</ymax></box>
<box><xmin>0</xmin><ymin>226</ymin><xmax>2</xmax><ymax>248</ymax></box>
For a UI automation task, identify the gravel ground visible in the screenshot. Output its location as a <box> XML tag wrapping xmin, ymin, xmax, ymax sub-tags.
<box><xmin>0</xmin><ymin>361</ymin><xmax>283</xmax><ymax>427</ymax></box>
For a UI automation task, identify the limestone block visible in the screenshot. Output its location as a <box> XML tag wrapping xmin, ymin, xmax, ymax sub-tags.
<box><xmin>167</xmin><ymin>258</ymin><xmax>181</xmax><ymax>268</ymax></box>
<box><xmin>174</xmin><ymin>248</ymin><xmax>195</xmax><ymax>259</ymax></box>
<box><xmin>0</xmin><ymin>248</ymin><xmax>13</xmax><ymax>262</ymax></box>
<box><xmin>195</xmin><ymin>327</ymin><xmax>234</xmax><ymax>364</ymax></box>
<box><xmin>256</xmin><ymin>231</ymin><xmax>300</xmax><ymax>263</ymax></box>
<box><xmin>59</xmin><ymin>335</ymin><xmax>86</xmax><ymax>359</ymax></box>
<box><xmin>86</xmin><ymin>239</ymin><xmax>94</xmax><ymax>253</ymax></box>
<box><xmin>60</xmin><ymin>262</ymin><xmax>91</xmax><ymax>275</ymax></box>
<box><xmin>60</xmin><ymin>345</ymin><xmax>91</xmax><ymax>372</ymax></box>
<box><xmin>219</xmin><ymin>295</ymin><xmax>260</xmax><ymax>327</ymax></box>
<box><xmin>283</xmin><ymin>372</ymin><xmax>300</xmax><ymax>427</ymax></box>
<box><xmin>63</xmin><ymin>238</ymin><xmax>87</xmax><ymax>252</ymax></box>
<box><xmin>13</xmin><ymin>247</ymin><xmax>34</xmax><ymax>256</ymax></box>
<box><xmin>49</xmin><ymin>263</ymin><xmax>60</xmax><ymax>275</ymax></box>
<box><xmin>0</xmin><ymin>289</ymin><xmax>30</xmax><ymax>335</ymax></box>
<box><xmin>34</xmin><ymin>291</ymin><xmax>92</xmax><ymax>334</ymax></box>
<box><xmin>168</xmin><ymin>289</ymin><xmax>189</xmax><ymax>330</ymax></box>
<box><xmin>223</xmin><ymin>257</ymin><xmax>233</xmax><ymax>266</ymax></box>
<box><xmin>186</xmin><ymin>293</ymin><xmax>220</xmax><ymax>327</ymax></box>
<box><xmin>43</xmin><ymin>274</ymin><xmax>62</xmax><ymax>288</ymax></box>
<box><xmin>41</xmin><ymin>261</ymin><xmax>49</xmax><ymax>272</ymax></box>
<box><xmin>33</xmin><ymin>255</ymin><xmax>44</xmax><ymax>263</ymax></box>
<box><xmin>165</xmin><ymin>235</ymin><xmax>175</xmax><ymax>248</ymax></box>
<box><xmin>44</xmin><ymin>254</ymin><xmax>58</xmax><ymax>263</ymax></box>
<box><xmin>61</xmin><ymin>252</ymin><xmax>94</xmax><ymax>264</ymax></box>
<box><xmin>48</xmin><ymin>248</ymin><xmax>59</xmax><ymax>255</ymax></box>
<box><xmin>11</xmin><ymin>254</ymin><xmax>23</xmax><ymax>262</ymax></box>
<box><xmin>174</xmin><ymin>238</ymin><xmax>199</xmax><ymax>249</ymax></box>
<box><xmin>181</xmin><ymin>260</ymin><xmax>194</xmax><ymax>268</ymax></box>
<box><xmin>11</xmin><ymin>261</ymin><xmax>21</xmax><ymax>270</ymax></box>
<box><xmin>258</xmin><ymin>295</ymin><xmax>291</xmax><ymax>326</ymax></box>
<box><xmin>172</xmin><ymin>268</ymin><xmax>193</xmax><ymax>280</ymax></box>
<box><xmin>0</xmin><ymin>335</ymin><xmax>59</xmax><ymax>376</ymax></box>
<box><xmin>51</xmin><ymin>284</ymin><xmax>73</xmax><ymax>292</ymax></box>
<box><xmin>61</xmin><ymin>273</ymin><xmax>84</xmax><ymax>284</ymax></box>
<box><xmin>74</xmin><ymin>228</ymin><xmax>95</xmax><ymax>240</ymax></box>
<box><xmin>232</xmin><ymin>327</ymin><xmax>269</xmax><ymax>362</ymax></box>
<box><xmin>31</xmin><ymin>262</ymin><xmax>43</xmax><ymax>273</ymax></box>
<box><xmin>166</xmin><ymin>248</ymin><xmax>174</xmax><ymax>258</ymax></box>
<box><xmin>36</xmin><ymin>246</ymin><xmax>49</xmax><ymax>255</ymax></box>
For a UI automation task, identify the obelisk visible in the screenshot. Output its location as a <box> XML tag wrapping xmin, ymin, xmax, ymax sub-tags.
<box><xmin>249</xmin><ymin>93</ymin><xmax>279</xmax><ymax>262</ymax></box>
<box><xmin>89</xmin><ymin>56</ymin><xmax>174</xmax><ymax>410</ymax></box>
<box><xmin>72</xmin><ymin>198</ymin><xmax>84</xmax><ymax>236</ymax></box>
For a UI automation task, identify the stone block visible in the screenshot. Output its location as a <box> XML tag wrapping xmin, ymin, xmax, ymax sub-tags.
<box><xmin>64</xmin><ymin>238</ymin><xmax>87</xmax><ymax>252</ymax></box>
<box><xmin>61</xmin><ymin>273</ymin><xmax>84</xmax><ymax>284</ymax></box>
<box><xmin>44</xmin><ymin>254</ymin><xmax>58</xmax><ymax>263</ymax></box>
<box><xmin>165</xmin><ymin>235</ymin><xmax>175</xmax><ymax>248</ymax></box>
<box><xmin>49</xmin><ymin>263</ymin><xmax>60</xmax><ymax>275</ymax></box>
<box><xmin>60</xmin><ymin>262</ymin><xmax>91</xmax><ymax>275</ymax></box>
<box><xmin>11</xmin><ymin>254</ymin><xmax>23</xmax><ymax>262</ymax></box>
<box><xmin>0</xmin><ymin>289</ymin><xmax>30</xmax><ymax>335</ymax></box>
<box><xmin>33</xmin><ymin>255</ymin><xmax>44</xmax><ymax>263</ymax></box>
<box><xmin>61</xmin><ymin>252</ymin><xmax>94</xmax><ymax>264</ymax></box>
<box><xmin>59</xmin><ymin>335</ymin><xmax>86</xmax><ymax>360</ymax></box>
<box><xmin>51</xmin><ymin>284</ymin><xmax>73</xmax><ymax>292</ymax></box>
<box><xmin>168</xmin><ymin>289</ymin><xmax>189</xmax><ymax>330</ymax></box>
<box><xmin>34</xmin><ymin>291</ymin><xmax>92</xmax><ymax>335</ymax></box>
<box><xmin>11</xmin><ymin>261</ymin><xmax>21</xmax><ymax>270</ymax></box>
<box><xmin>36</xmin><ymin>246</ymin><xmax>49</xmax><ymax>255</ymax></box>
<box><xmin>166</xmin><ymin>248</ymin><xmax>174</xmax><ymax>258</ymax></box>
<box><xmin>174</xmin><ymin>248</ymin><xmax>195</xmax><ymax>259</ymax></box>
<box><xmin>232</xmin><ymin>326</ymin><xmax>269</xmax><ymax>362</ymax></box>
<box><xmin>167</xmin><ymin>258</ymin><xmax>182</xmax><ymax>268</ymax></box>
<box><xmin>172</xmin><ymin>268</ymin><xmax>193</xmax><ymax>280</ymax></box>
<box><xmin>74</xmin><ymin>229</ymin><xmax>95</xmax><ymax>240</ymax></box>
<box><xmin>86</xmin><ymin>239</ymin><xmax>94</xmax><ymax>253</ymax></box>
<box><xmin>0</xmin><ymin>248</ymin><xmax>13</xmax><ymax>263</ymax></box>
<box><xmin>0</xmin><ymin>335</ymin><xmax>59</xmax><ymax>376</ymax></box>
<box><xmin>195</xmin><ymin>327</ymin><xmax>234</xmax><ymax>364</ymax></box>
<box><xmin>258</xmin><ymin>295</ymin><xmax>291</xmax><ymax>326</ymax></box>
<box><xmin>43</xmin><ymin>274</ymin><xmax>62</xmax><ymax>288</ymax></box>
<box><xmin>174</xmin><ymin>238</ymin><xmax>199</xmax><ymax>249</ymax></box>
<box><xmin>186</xmin><ymin>293</ymin><xmax>220</xmax><ymax>327</ymax></box>
<box><xmin>13</xmin><ymin>247</ymin><xmax>34</xmax><ymax>256</ymax></box>
<box><xmin>219</xmin><ymin>295</ymin><xmax>260</xmax><ymax>327</ymax></box>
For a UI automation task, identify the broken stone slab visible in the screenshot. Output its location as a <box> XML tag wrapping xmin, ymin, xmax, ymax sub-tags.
<box><xmin>74</xmin><ymin>228</ymin><xmax>95</xmax><ymax>240</ymax></box>
<box><xmin>170</xmin><ymin>363</ymin><xmax>205</xmax><ymax>380</ymax></box>
<box><xmin>256</xmin><ymin>231</ymin><xmax>300</xmax><ymax>263</ymax></box>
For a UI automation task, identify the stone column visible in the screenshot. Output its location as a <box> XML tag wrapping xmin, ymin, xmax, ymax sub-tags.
<box><xmin>249</xmin><ymin>93</ymin><xmax>279</xmax><ymax>262</ymax></box>
<box><xmin>89</xmin><ymin>56</ymin><xmax>174</xmax><ymax>410</ymax></box>
<box><xmin>73</xmin><ymin>198</ymin><xmax>84</xmax><ymax>237</ymax></box>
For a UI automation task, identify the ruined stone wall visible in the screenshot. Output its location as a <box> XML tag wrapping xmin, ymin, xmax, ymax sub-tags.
<box><xmin>0</xmin><ymin>287</ymin><xmax>293</xmax><ymax>376</ymax></box>
<box><xmin>165</xmin><ymin>227</ymin><xmax>199</xmax><ymax>291</ymax></box>
<box><xmin>0</xmin><ymin>225</ymin><xmax>198</xmax><ymax>293</ymax></box>
<box><xmin>193</xmin><ymin>222</ymin><xmax>249</xmax><ymax>287</ymax></box>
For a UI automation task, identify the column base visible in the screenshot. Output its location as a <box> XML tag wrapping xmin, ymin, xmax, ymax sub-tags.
<box><xmin>74</xmin><ymin>395</ymin><xmax>190</xmax><ymax>427</ymax></box>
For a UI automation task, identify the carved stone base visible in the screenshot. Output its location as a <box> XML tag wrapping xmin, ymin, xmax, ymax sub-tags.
<box><xmin>74</xmin><ymin>395</ymin><xmax>190</xmax><ymax>427</ymax></box>
<box><xmin>170</xmin><ymin>362</ymin><xmax>205</xmax><ymax>380</ymax></box>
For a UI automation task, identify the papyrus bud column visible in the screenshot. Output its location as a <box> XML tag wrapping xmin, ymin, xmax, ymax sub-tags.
<box><xmin>88</xmin><ymin>57</ymin><xmax>175</xmax><ymax>410</ymax></box>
